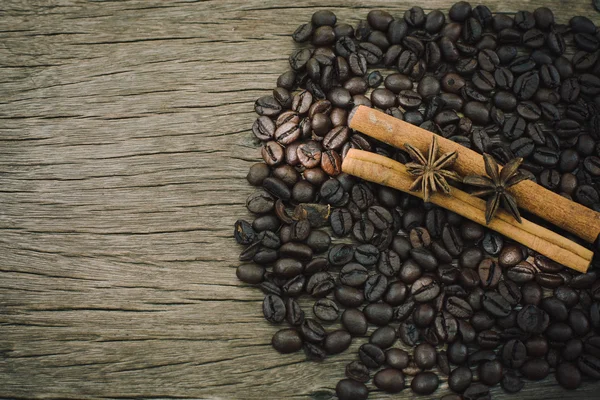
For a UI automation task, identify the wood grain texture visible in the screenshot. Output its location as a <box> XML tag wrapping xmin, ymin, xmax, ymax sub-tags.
<box><xmin>0</xmin><ymin>1</ymin><xmax>599</xmax><ymax>399</ymax></box>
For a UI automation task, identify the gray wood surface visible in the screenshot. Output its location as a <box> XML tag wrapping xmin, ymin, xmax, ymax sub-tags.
<box><xmin>1</xmin><ymin>0</ymin><xmax>599</xmax><ymax>399</ymax></box>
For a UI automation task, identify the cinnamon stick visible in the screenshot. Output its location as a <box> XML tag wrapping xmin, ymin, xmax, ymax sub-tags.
<box><xmin>342</xmin><ymin>149</ymin><xmax>593</xmax><ymax>273</ymax></box>
<box><xmin>348</xmin><ymin>105</ymin><xmax>600</xmax><ymax>244</ymax></box>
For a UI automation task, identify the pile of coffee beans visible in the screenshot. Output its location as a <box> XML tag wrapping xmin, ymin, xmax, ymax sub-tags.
<box><xmin>235</xmin><ymin>4</ymin><xmax>600</xmax><ymax>399</ymax></box>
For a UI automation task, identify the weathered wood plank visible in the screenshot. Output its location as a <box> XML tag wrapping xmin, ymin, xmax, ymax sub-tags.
<box><xmin>1</xmin><ymin>0</ymin><xmax>599</xmax><ymax>399</ymax></box>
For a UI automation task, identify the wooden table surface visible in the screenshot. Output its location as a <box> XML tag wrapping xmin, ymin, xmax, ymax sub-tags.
<box><xmin>1</xmin><ymin>1</ymin><xmax>599</xmax><ymax>399</ymax></box>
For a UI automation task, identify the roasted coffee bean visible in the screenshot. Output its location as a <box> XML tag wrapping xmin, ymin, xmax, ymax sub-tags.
<box><xmin>411</xmin><ymin>371</ymin><xmax>439</xmax><ymax>395</ymax></box>
<box><xmin>306</xmin><ymin>271</ymin><xmax>335</xmax><ymax>297</ymax></box>
<box><xmin>449</xmin><ymin>366</ymin><xmax>472</xmax><ymax>393</ymax></box>
<box><xmin>525</xmin><ymin>335</ymin><xmax>549</xmax><ymax>358</ymax></box>
<box><xmin>479</xmin><ymin>359</ymin><xmax>503</xmax><ymax>386</ymax></box>
<box><xmin>272</xmin><ymin>328</ymin><xmax>303</xmax><ymax>354</ymax></box>
<box><xmin>413</xmin><ymin>342</ymin><xmax>436</xmax><ymax>370</ymax></box>
<box><xmin>282</xmin><ymin>274</ymin><xmax>305</xmax><ymax>297</ymax></box>
<box><xmin>364</xmin><ymin>274</ymin><xmax>388</xmax><ymax>303</ymax></box>
<box><xmin>517</xmin><ymin>304</ymin><xmax>549</xmax><ymax>333</ymax></box>
<box><xmin>341</xmin><ymin>308</ymin><xmax>367</xmax><ymax>337</ymax></box>
<box><xmin>482</xmin><ymin>291</ymin><xmax>511</xmax><ymax>317</ymax></box>
<box><xmin>447</xmin><ymin>340</ymin><xmax>468</xmax><ymax>365</ymax></box>
<box><xmin>345</xmin><ymin>361</ymin><xmax>370</xmax><ymax>383</ymax></box>
<box><xmin>340</xmin><ymin>263</ymin><xmax>368</xmax><ymax>287</ymax></box>
<box><xmin>442</xmin><ymin>224</ymin><xmax>463</xmax><ymax>256</ymax></box>
<box><xmin>324</xmin><ymin>330</ymin><xmax>352</xmax><ymax>355</ymax></box>
<box><xmin>446</xmin><ymin>296</ymin><xmax>474</xmax><ymax>319</ymax></box>
<box><xmin>536</xmin><ymin>272</ymin><xmax>564</xmax><ymax>288</ymax></box>
<box><xmin>273</xmin><ymin>258</ymin><xmax>303</xmax><ymax>278</ymax></box>
<box><xmin>358</xmin><ymin>343</ymin><xmax>386</xmax><ymax>369</ymax></box>
<box><xmin>411</xmin><ymin>276</ymin><xmax>440</xmax><ymax>303</ymax></box>
<box><xmin>460</xmin><ymin>247</ymin><xmax>483</xmax><ymax>269</ymax></box>
<box><xmin>369</xmin><ymin>325</ymin><xmax>396</xmax><ymax>349</ymax></box>
<box><xmin>408</xmin><ymin>248</ymin><xmax>437</xmax><ymax>272</ymax></box>
<box><xmin>498</xmin><ymin>244</ymin><xmax>524</xmax><ymax>267</ymax></box>
<box><xmin>313</xmin><ymin>298</ymin><xmax>339</xmax><ymax>322</ymax></box>
<box><xmin>502</xmin><ymin>339</ymin><xmax>527</xmax><ymax>368</ymax></box>
<box><xmin>328</xmin><ymin>244</ymin><xmax>354</xmax><ymax>267</ymax></box>
<box><xmin>413</xmin><ymin>303</ymin><xmax>436</xmax><ymax>328</ymax></box>
<box><xmin>377</xmin><ymin>249</ymin><xmax>401</xmax><ymax>277</ymax></box>
<box><xmin>497</xmin><ymin>280</ymin><xmax>520</xmax><ymax>307</ymax></box>
<box><xmin>330</xmin><ymin>208</ymin><xmax>353</xmax><ymax>237</ymax></box>
<box><xmin>460</xmin><ymin>268</ymin><xmax>481</xmax><ymax>289</ymax></box>
<box><xmin>476</xmin><ymin>259</ymin><xmax>501</xmax><ymax>288</ymax></box>
<box><xmin>336</xmin><ymin>379</ymin><xmax>368</xmax><ymax>400</ymax></box>
<box><xmin>482</xmin><ymin>232</ymin><xmax>503</xmax><ymax>255</ymax></box>
<box><xmin>553</xmin><ymin>286</ymin><xmax>578</xmax><ymax>308</ymax></box>
<box><xmin>569</xmin><ymin>308</ymin><xmax>591</xmax><ymax>336</ymax></box>
<box><xmin>541</xmin><ymin>296</ymin><xmax>568</xmax><ymax>321</ymax></box>
<box><xmin>471</xmin><ymin>312</ymin><xmax>496</xmax><ymax>332</ymax></box>
<box><xmin>263</xmin><ymin>294</ymin><xmax>286</xmax><ymax>323</ymax></box>
<box><xmin>434</xmin><ymin>311</ymin><xmax>459</xmax><ymax>343</ymax></box>
<box><xmin>561</xmin><ymin>78</ymin><xmax>581</xmax><ymax>103</ymax></box>
<box><xmin>285</xmin><ymin>298</ymin><xmax>304</xmax><ymax>326</ymax></box>
<box><xmin>556</xmin><ymin>362</ymin><xmax>582</xmax><ymax>390</ymax></box>
<box><xmin>458</xmin><ymin>320</ymin><xmax>477</xmax><ymax>344</ymax></box>
<box><xmin>513</xmin><ymin>71</ymin><xmax>540</xmax><ymax>100</ymax></box>
<box><xmin>304</xmin><ymin>231</ymin><xmax>329</xmax><ymax>254</ymax></box>
<box><xmin>335</xmin><ymin>285</ymin><xmax>364</xmax><ymax>308</ymax></box>
<box><xmin>562</xmin><ymin>338</ymin><xmax>583</xmax><ymax>361</ymax></box>
<box><xmin>300</xmin><ymin>318</ymin><xmax>326</xmax><ymax>344</ymax></box>
<box><xmin>373</xmin><ymin>368</ymin><xmax>405</xmax><ymax>393</ymax></box>
<box><xmin>351</xmin><ymin>244</ymin><xmax>378</xmax><ymax>267</ymax></box>
<box><xmin>297</xmin><ymin>141</ymin><xmax>322</xmax><ymax>169</ymax></box>
<box><xmin>521</xmin><ymin>358</ymin><xmax>550</xmax><ymax>380</ymax></box>
<box><xmin>397</xmin><ymin>321</ymin><xmax>419</xmax><ymax>347</ymax></box>
<box><xmin>578</xmin><ymin>354</ymin><xmax>600</xmax><ymax>379</ymax></box>
<box><xmin>236</xmin><ymin>264</ymin><xmax>265</xmax><ymax>284</ymax></box>
<box><xmin>500</xmin><ymin>371</ymin><xmax>524</xmax><ymax>395</ymax></box>
<box><xmin>521</xmin><ymin>281</ymin><xmax>543</xmax><ymax>305</ymax></box>
<box><xmin>279</xmin><ymin>242</ymin><xmax>312</xmax><ymax>261</ymax></box>
<box><xmin>507</xmin><ymin>261</ymin><xmax>536</xmax><ymax>283</ymax></box>
<box><xmin>397</xmin><ymin>89</ymin><xmax>422</xmax><ymax>109</ymax></box>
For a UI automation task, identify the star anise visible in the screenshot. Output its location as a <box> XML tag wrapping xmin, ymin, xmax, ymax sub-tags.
<box><xmin>404</xmin><ymin>136</ymin><xmax>462</xmax><ymax>203</ymax></box>
<box><xmin>463</xmin><ymin>154</ymin><xmax>528</xmax><ymax>224</ymax></box>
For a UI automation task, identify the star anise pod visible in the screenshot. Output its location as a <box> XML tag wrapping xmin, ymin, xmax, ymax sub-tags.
<box><xmin>404</xmin><ymin>136</ymin><xmax>462</xmax><ymax>203</ymax></box>
<box><xmin>463</xmin><ymin>154</ymin><xmax>528</xmax><ymax>224</ymax></box>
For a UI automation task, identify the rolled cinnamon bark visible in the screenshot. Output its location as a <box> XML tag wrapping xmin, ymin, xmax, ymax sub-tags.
<box><xmin>348</xmin><ymin>105</ymin><xmax>600</xmax><ymax>244</ymax></box>
<box><xmin>342</xmin><ymin>149</ymin><xmax>593</xmax><ymax>273</ymax></box>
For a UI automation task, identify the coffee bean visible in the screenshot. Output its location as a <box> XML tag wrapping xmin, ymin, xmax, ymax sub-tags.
<box><xmin>411</xmin><ymin>276</ymin><xmax>440</xmax><ymax>303</ymax></box>
<box><xmin>520</xmin><ymin>358</ymin><xmax>550</xmax><ymax>380</ymax></box>
<box><xmin>345</xmin><ymin>361</ymin><xmax>370</xmax><ymax>383</ymax></box>
<box><xmin>413</xmin><ymin>342</ymin><xmax>436</xmax><ymax>370</ymax></box>
<box><xmin>323</xmin><ymin>330</ymin><xmax>352</xmax><ymax>355</ymax></box>
<box><xmin>374</xmin><ymin>368</ymin><xmax>405</xmax><ymax>393</ymax></box>
<box><xmin>446</xmin><ymin>296</ymin><xmax>474</xmax><ymax>318</ymax></box>
<box><xmin>398</xmin><ymin>321</ymin><xmax>420</xmax><ymax>346</ymax></box>
<box><xmin>479</xmin><ymin>359</ymin><xmax>503</xmax><ymax>386</ymax></box>
<box><xmin>569</xmin><ymin>308</ymin><xmax>591</xmax><ymax>336</ymax></box>
<box><xmin>358</xmin><ymin>343</ymin><xmax>386</xmax><ymax>369</ymax></box>
<box><xmin>501</xmin><ymin>371</ymin><xmax>524</xmax><ymax>393</ymax></box>
<box><xmin>263</xmin><ymin>294</ymin><xmax>286</xmax><ymax>323</ymax></box>
<box><xmin>377</xmin><ymin>249</ymin><xmax>401</xmax><ymax>277</ymax></box>
<box><xmin>383</xmin><ymin>348</ymin><xmax>408</xmax><ymax>371</ymax></box>
<box><xmin>449</xmin><ymin>366</ymin><xmax>472</xmax><ymax>392</ymax></box>
<box><xmin>503</xmin><ymin>339</ymin><xmax>527</xmax><ymax>368</ymax></box>
<box><xmin>517</xmin><ymin>304</ymin><xmax>550</xmax><ymax>333</ymax></box>
<box><xmin>339</xmin><ymin>263</ymin><xmax>367</xmax><ymax>288</ymax></box>
<box><xmin>336</xmin><ymin>379</ymin><xmax>368</xmax><ymax>400</ymax></box>
<box><xmin>411</xmin><ymin>371</ymin><xmax>439</xmax><ymax>395</ymax></box>
<box><xmin>556</xmin><ymin>362</ymin><xmax>582</xmax><ymax>390</ymax></box>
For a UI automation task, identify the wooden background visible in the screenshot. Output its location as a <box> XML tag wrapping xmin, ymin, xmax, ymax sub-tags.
<box><xmin>1</xmin><ymin>0</ymin><xmax>599</xmax><ymax>399</ymax></box>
